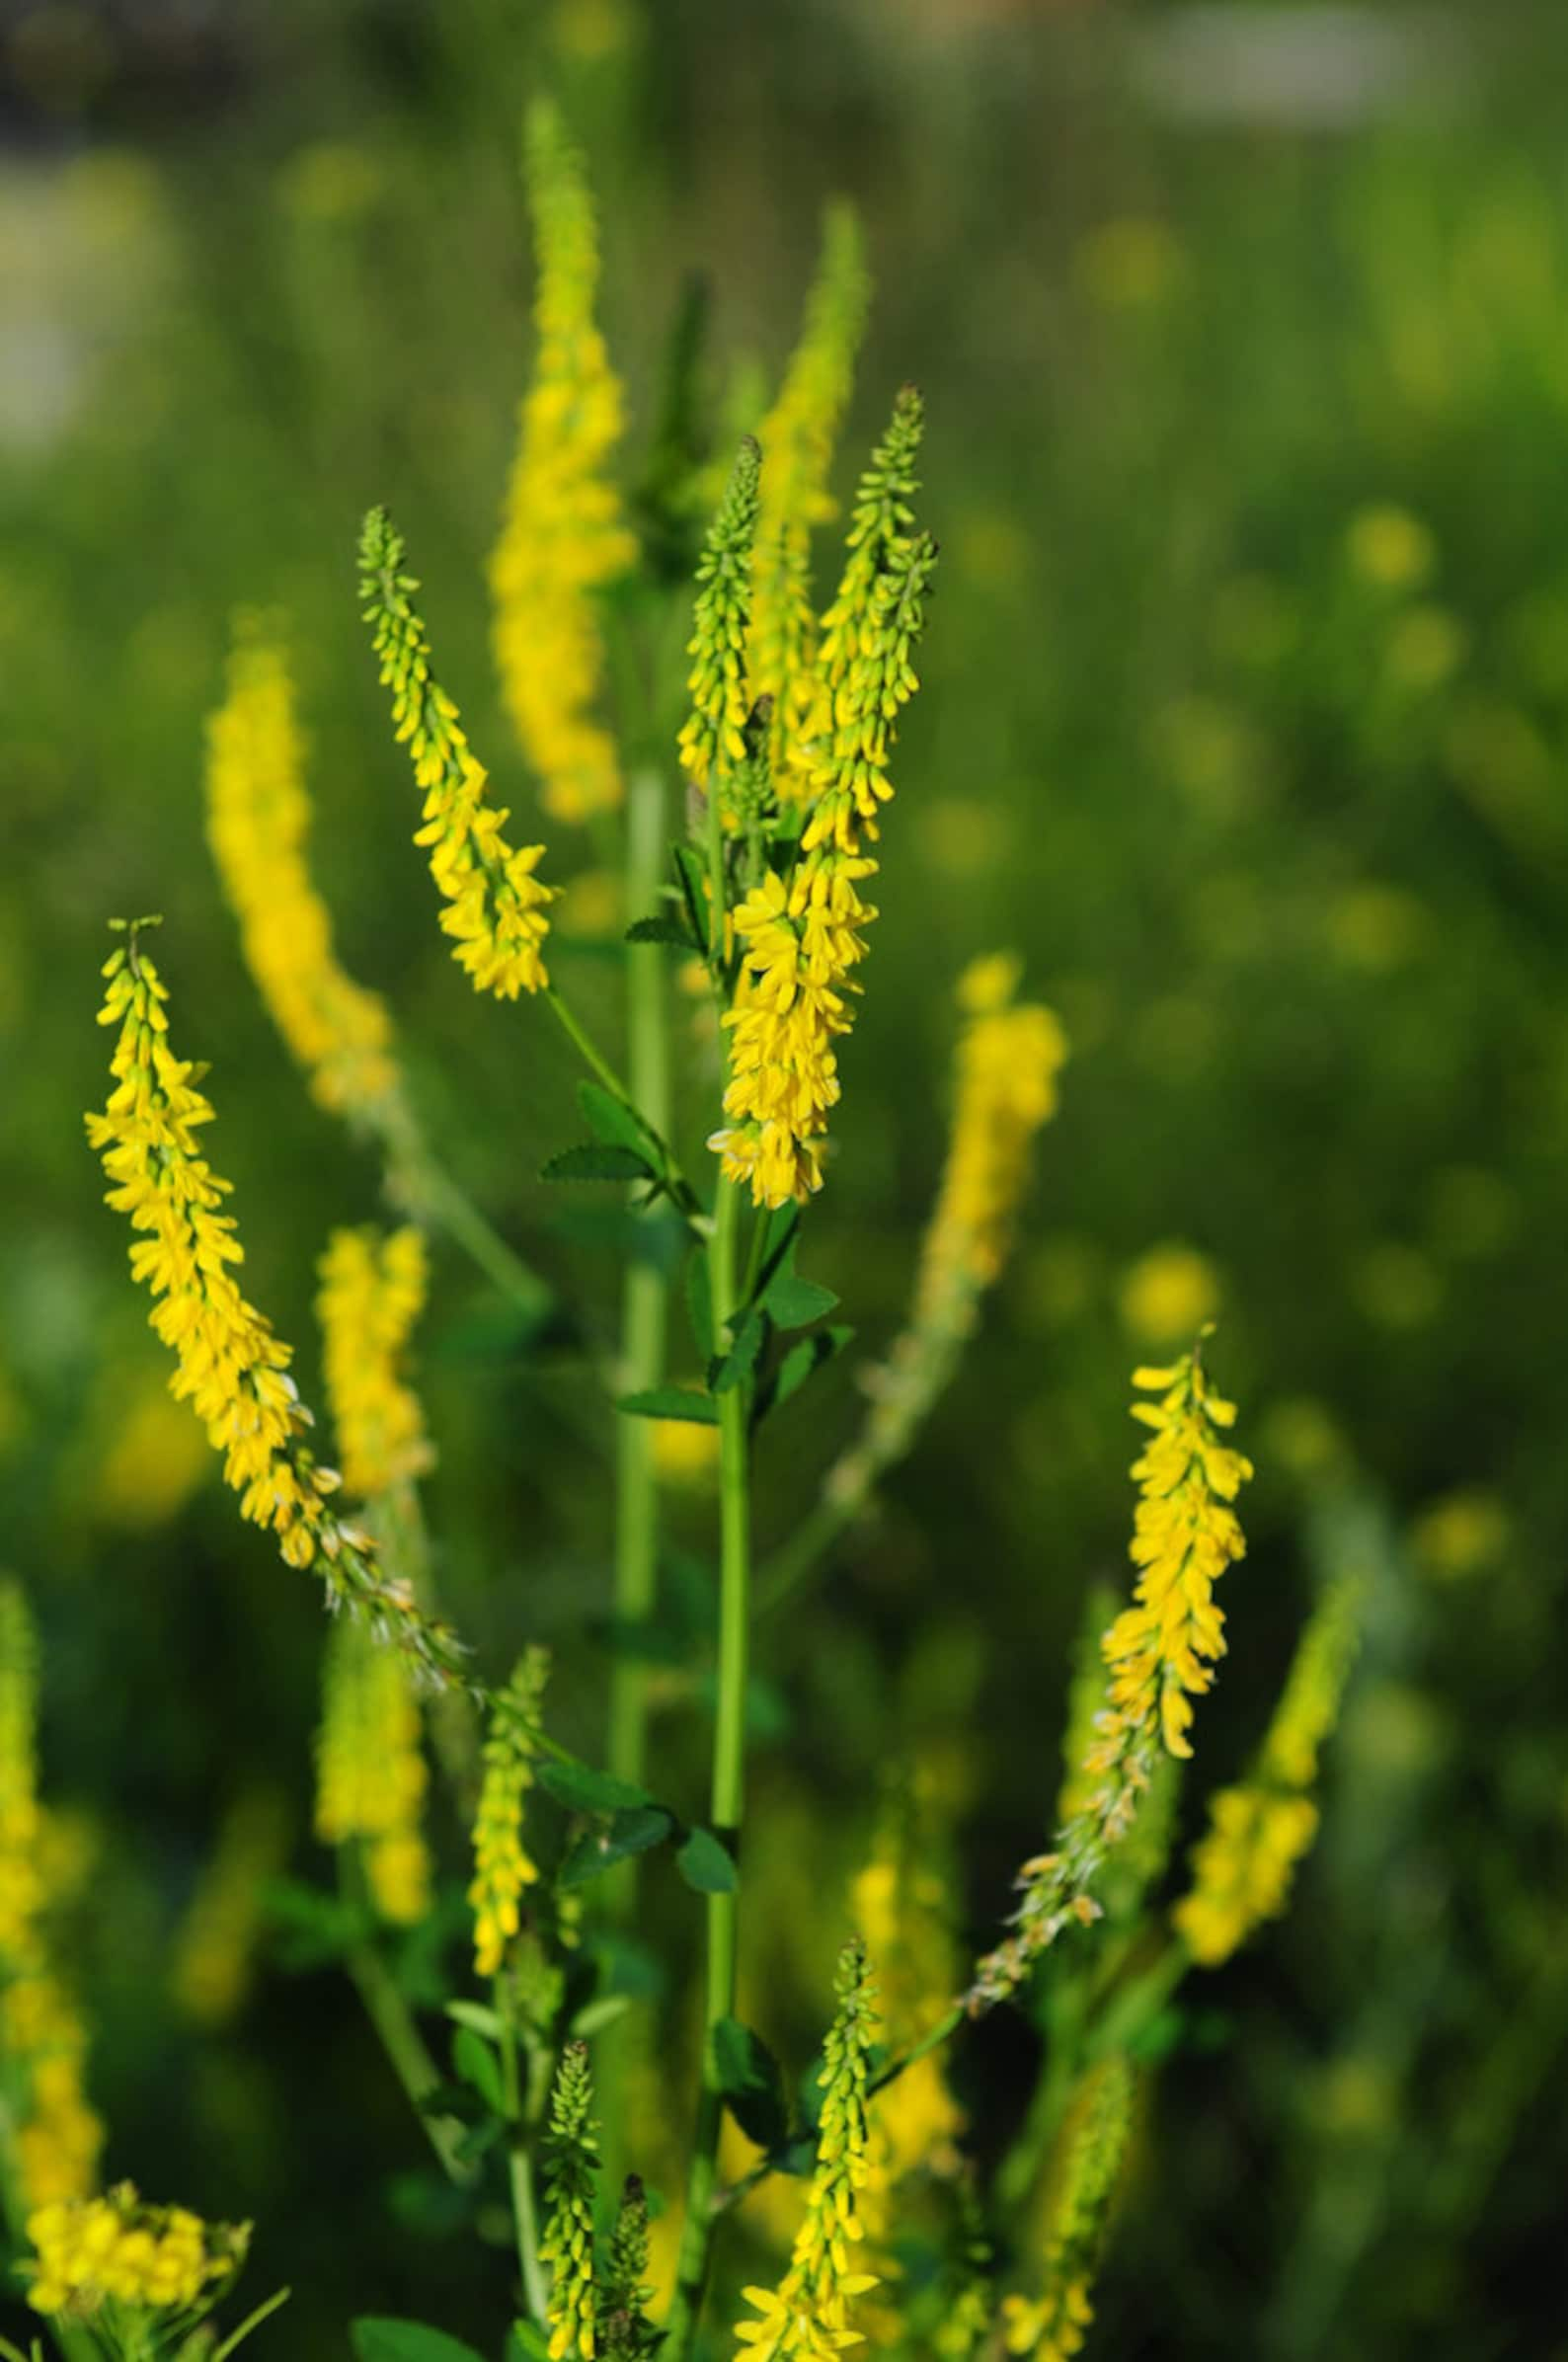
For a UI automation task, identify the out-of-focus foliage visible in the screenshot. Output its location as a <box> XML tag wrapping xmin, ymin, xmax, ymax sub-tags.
<box><xmin>1</xmin><ymin>1</ymin><xmax>1564</xmax><ymax>2355</ymax></box>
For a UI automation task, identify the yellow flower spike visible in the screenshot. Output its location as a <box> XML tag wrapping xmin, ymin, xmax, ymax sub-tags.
<box><xmin>469</xmin><ymin>1647</ymin><xmax>549</xmax><ymax>1977</ymax></box>
<box><xmin>25</xmin><ymin>2183</ymin><xmax>250</xmax><ymax>2322</ymax></box>
<box><xmin>317</xmin><ymin>1224</ymin><xmax>435</xmax><ymax>1501</ymax></box>
<box><xmin>84</xmin><ymin>925</ymin><xmax>466</xmax><ymax>1687</ymax></box>
<box><xmin>1174</xmin><ymin>1575</ymin><xmax>1362</xmax><ymax>1967</ymax></box>
<box><xmin>539</xmin><ymin>2041</ymin><xmax>599</xmax><ymax>2362</ymax></box>
<box><xmin>360</xmin><ymin>509</ymin><xmax>557</xmax><ymax>999</ymax></box>
<box><xmin>204</xmin><ymin>620</ymin><xmax>401</xmax><ymax>1123</ymax></box>
<box><xmin>733</xmin><ymin>1940</ymin><xmax>881</xmax><ymax>2360</ymax></box>
<box><xmin>712</xmin><ymin>390</ymin><xmax>937</xmax><ymax>1211</ymax></box>
<box><xmin>749</xmin><ymin>202</ymin><xmax>870</xmax><ymax>790</ymax></box>
<box><xmin>1000</xmin><ymin>2056</ymin><xmax>1132</xmax><ymax>2361</ymax></box>
<box><xmin>315</xmin><ymin>1619</ymin><xmax>431</xmax><ymax>1927</ymax></box>
<box><xmin>0</xmin><ymin>1576</ymin><xmax>42</xmax><ymax>1952</ymax></box>
<box><xmin>969</xmin><ymin>1338</ymin><xmax>1251</xmax><ymax>2010</ymax></box>
<box><xmin>677</xmin><ymin>434</ymin><xmax>763</xmax><ymax>802</ymax></box>
<box><xmin>490</xmin><ymin>99</ymin><xmax>637</xmax><ymax>823</ymax></box>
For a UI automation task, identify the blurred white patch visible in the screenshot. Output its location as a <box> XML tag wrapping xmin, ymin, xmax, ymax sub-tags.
<box><xmin>1133</xmin><ymin>5</ymin><xmax>1466</xmax><ymax>128</ymax></box>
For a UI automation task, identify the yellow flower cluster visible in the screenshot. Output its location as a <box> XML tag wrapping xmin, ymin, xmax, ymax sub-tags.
<box><xmin>171</xmin><ymin>1790</ymin><xmax>288</xmax><ymax>2026</ymax></box>
<box><xmin>490</xmin><ymin>99</ymin><xmax>637</xmax><ymax>823</ymax></box>
<box><xmin>317</xmin><ymin>1224</ymin><xmax>435</xmax><ymax>1500</ymax></box>
<box><xmin>4</xmin><ymin>1969</ymin><xmax>104</xmax><ymax>2208</ymax></box>
<box><xmin>677</xmin><ymin>436</ymin><xmax>762</xmax><ymax>799</ymax></box>
<box><xmin>999</xmin><ymin>2057</ymin><xmax>1132</xmax><ymax>2361</ymax></box>
<box><xmin>469</xmin><ymin>1647</ymin><xmax>548</xmax><ymax>1976</ymax></box>
<box><xmin>1174</xmin><ymin>1576</ymin><xmax>1361</xmax><ymax>1966</ymax></box>
<box><xmin>204</xmin><ymin>624</ymin><xmax>401</xmax><ymax>1121</ymax></box>
<box><xmin>540</xmin><ymin>2040</ymin><xmax>599</xmax><ymax>2361</ymax></box>
<box><xmin>748</xmin><ymin>203</ymin><xmax>869</xmax><ymax>787</ymax></box>
<box><xmin>25</xmin><ymin>2183</ymin><xmax>248</xmax><ymax>2320</ymax></box>
<box><xmin>316</xmin><ymin>1619</ymin><xmax>431</xmax><ymax>1926</ymax></box>
<box><xmin>85</xmin><ymin>931</ymin><xmax>462</xmax><ymax>1685</ymax></box>
<box><xmin>361</xmin><ymin>509</ymin><xmax>556</xmax><ymax>998</ymax></box>
<box><xmin>969</xmin><ymin>1342</ymin><xmax>1251</xmax><ymax>2009</ymax></box>
<box><xmin>735</xmin><ymin>1940</ymin><xmax>881</xmax><ymax>2360</ymax></box>
<box><xmin>714</xmin><ymin>390</ymin><xmax>937</xmax><ymax>1209</ymax></box>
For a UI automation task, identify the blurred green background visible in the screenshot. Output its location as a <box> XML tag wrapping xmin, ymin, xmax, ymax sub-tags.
<box><xmin>3</xmin><ymin>0</ymin><xmax>1567</xmax><ymax>2354</ymax></box>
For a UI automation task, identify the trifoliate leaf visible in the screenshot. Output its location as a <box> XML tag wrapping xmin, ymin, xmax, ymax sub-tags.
<box><xmin>675</xmin><ymin>1826</ymin><xmax>738</xmax><ymax>1895</ymax></box>
<box><xmin>558</xmin><ymin>1806</ymin><xmax>675</xmax><ymax>1890</ymax></box>
<box><xmin>617</xmin><ymin>1385</ymin><xmax>719</xmax><ymax>1424</ymax></box>
<box><xmin>577</xmin><ymin>1081</ymin><xmax>662</xmax><ymax>1159</ymax></box>
<box><xmin>713</xmin><ymin>2016</ymin><xmax>789</xmax><ymax>2152</ymax></box>
<box><xmin>763</xmin><ymin>1267</ymin><xmax>840</xmax><ymax>1328</ymax></box>
<box><xmin>538</xmin><ymin>1760</ymin><xmax>657</xmax><ymax>1814</ymax></box>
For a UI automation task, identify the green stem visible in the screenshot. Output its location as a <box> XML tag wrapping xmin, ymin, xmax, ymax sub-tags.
<box><xmin>344</xmin><ymin>1937</ymin><xmax>471</xmax><ymax>2185</ymax></box>
<box><xmin>545</xmin><ymin>984</ymin><xmax>704</xmax><ymax>1229</ymax></box>
<box><xmin>496</xmin><ymin>1980</ymin><xmax>550</xmax><ymax>2324</ymax></box>
<box><xmin>666</xmin><ymin>1171</ymin><xmax>751</xmax><ymax>2356</ymax></box>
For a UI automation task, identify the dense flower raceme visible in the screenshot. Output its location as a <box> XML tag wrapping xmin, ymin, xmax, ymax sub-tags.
<box><xmin>0</xmin><ymin>1581</ymin><xmax>105</xmax><ymax>2209</ymax></box>
<box><xmin>361</xmin><ymin>508</ymin><xmax>556</xmax><ymax>999</ymax></box>
<box><xmin>469</xmin><ymin>1646</ymin><xmax>549</xmax><ymax>1977</ymax></box>
<box><xmin>825</xmin><ymin>955</ymin><xmax>1066</xmax><ymax>1515</ymax></box>
<box><xmin>540</xmin><ymin>2041</ymin><xmax>600</xmax><ymax>2362</ymax></box>
<box><xmin>1173</xmin><ymin>1573</ymin><xmax>1361</xmax><ymax>1966</ymax></box>
<box><xmin>490</xmin><ymin>99</ymin><xmax>637</xmax><ymax>823</ymax></box>
<box><xmin>315</xmin><ymin>1618</ymin><xmax>431</xmax><ymax>1926</ymax></box>
<box><xmin>969</xmin><ymin>1341</ymin><xmax>1252</xmax><ymax>2009</ymax></box>
<box><xmin>677</xmin><ymin>435</ymin><xmax>763</xmax><ymax>803</ymax></box>
<box><xmin>748</xmin><ymin>202</ymin><xmax>870</xmax><ymax>787</ymax></box>
<box><xmin>735</xmin><ymin>1940</ymin><xmax>882</xmax><ymax>2361</ymax></box>
<box><xmin>204</xmin><ymin>622</ymin><xmax>401</xmax><ymax>1122</ymax></box>
<box><xmin>712</xmin><ymin>389</ymin><xmax>937</xmax><ymax>1209</ymax></box>
<box><xmin>999</xmin><ymin>2057</ymin><xmax>1133</xmax><ymax>2361</ymax></box>
<box><xmin>25</xmin><ymin>2183</ymin><xmax>249</xmax><ymax>2322</ymax></box>
<box><xmin>84</xmin><ymin>931</ymin><xmax>465</xmax><ymax>1686</ymax></box>
<box><xmin>317</xmin><ymin>1223</ymin><xmax>435</xmax><ymax>1500</ymax></box>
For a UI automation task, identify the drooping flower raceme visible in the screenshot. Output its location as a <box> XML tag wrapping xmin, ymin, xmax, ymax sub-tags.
<box><xmin>85</xmin><ymin>929</ymin><xmax>463</xmax><ymax>1685</ymax></box>
<box><xmin>1173</xmin><ymin>1573</ymin><xmax>1361</xmax><ymax>1965</ymax></box>
<box><xmin>713</xmin><ymin>389</ymin><xmax>937</xmax><ymax>1210</ymax></box>
<box><xmin>317</xmin><ymin>1224</ymin><xmax>435</xmax><ymax>1501</ymax></box>
<box><xmin>361</xmin><ymin>508</ymin><xmax>556</xmax><ymax>999</ymax></box>
<box><xmin>999</xmin><ymin>2056</ymin><xmax>1133</xmax><ymax>2361</ymax></box>
<box><xmin>315</xmin><ymin>1618</ymin><xmax>431</xmax><ymax>1926</ymax></box>
<box><xmin>204</xmin><ymin>622</ymin><xmax>401</xmax><ymax>1122</ymax></box>
<box><xmin>969</xmin><ymin>1340</ymin><xmax>1252</xmax><ymax>2009</ymax></box>
<box><xmin>490</xmin><ymin>99</ymin><xmax>637</xmax><ymax>823</ymax></box>
<box><xmin>748</xmin><ymin>202</ymin><xmax>869</xmax><ymax>788</ymax></box>
<box><xmin>734</xmin><ymin>1940</ymin><xmax>882</xmax><ymax>2360</ymax></box>
<box><xmin>469</xmin><ymin>1647</ymin><xmax>549</xmax><ymax>1977</ymax></box>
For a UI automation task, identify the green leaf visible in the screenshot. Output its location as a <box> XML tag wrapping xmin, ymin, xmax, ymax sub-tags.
<box><xmin>443</xmin><ymin>2000</ymin><xmax>503</xmax><ymax>2043</ymax></box>
<box><xmin>541</xmin><ymin>1142</ymin><xmax>655</xmax><ymax>1184</ymax></box>
<box><xmin>625</xmin><ymin>912</ymin><xmax>698</xmax><ymax>949</ymax></box>
<box><xmin>577</xmin><ymin>1081</ymin><xmax>661</xmax><ymax>1160</ymax></box>
<box><xmin>570</xmin><ymin>1992</ymin><xmax>633</xmax><ymax>2039</ymax></box>
<box><xmin>763</xmin><ymin>1267</ymin><xmax>840</xmax><ymax>1329</ymax></box>
<box><xmin>558</xmin><ymin>1806</ymin><xmax>675</xmax><ymax>1890</ymax></box>
<box><xmin>671</xmin><ymin>843</ymin><xmax>712</xmax><ymax>956</ymax></box>
<box><xmin>352</xmin><ymin>2323</ymin><xmax>488</xmax><ymax>2362</ymax></box>
<box><xmin>538</xmin><ymin>1760</ymin><xmax>656</xmax><ymax>1814</ymax></box>
<box><xmin>509</xmin><ymin>2326</ymin><xmax>553</xmax><ymax>2362</ymax></box>
<box><xmin>685</xmin><ymin>1247</ymin><xmax>715</xmax><ymax>1363</ymax></box>
<box><xmin>709</xmin><ymin>1304</ymin><xmax>766</xmax><ymax>1394</ymax></box>
<box><xmin>754</xmin><ymin>1324</ymin><xmax>855</xmax><ymax>1424</ymax></box>
<box><xmin>713</xmin><ymin>2016</ymin><xmax>789</xmax><ymax>2151</ymax></box>
<box><xmin>675</xmin><ymin>1826</ymin><xmax>738</xmax><ymax>1895</ymax></box>
<box><xmin>450</xmin><ymin>2026</ymin><xmax>504</xmax><ymax>2114</ymax></box>
<box><xmin>617</xmin><ymin>1386</ymin><xmax>718</xmax><ymax>1425</ymax></box>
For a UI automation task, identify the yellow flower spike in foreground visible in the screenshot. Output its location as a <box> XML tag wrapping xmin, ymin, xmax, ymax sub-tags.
<box><xmin>734</xmin><ymin>1939</ymin><xmax>881</xmax><ymax>2361</ymax></box>
<box><xmin>25</xmin><ymin>2182</ymin><xmax>250</xmax><ymax>2322</ymax></box>
<box><xmin>968</xmin><ymin>1337</ymin><xmax>1251</xmax><ymax>2010</ymax></box>
<box><xmin>84</xmin><ymin>924</ymin><xmax>465</xmax><ymax>1687</ymax></box>
<box><xmin>469</xmin><ymin>1647</ymin><xmax>549</xmax><ymax>1977</ymax></box>
<box><xmin>749</xmin><ymin>202</ymin><xmax>870</xmax><ymax>788</ymax></box>
<box><xmin>1173</xmin><ymin>1574</ymin><xmax>1361</xmax><ymax>1966</ymax></box>
<box><xmin>204</xmin><ymin>621</ymin><xmax>401</xmax><ymax>1122</ymax></box>
<box><xmin>713</xmin><ymin>390</ymin><xmax>937</xmax><ymax>1210</ymax></box>
<box><xmin>1000</xmin><ymin>2057</ymin><xmax>1133</xmax><ymax>2361</ymax></box>
<box><xmin>317</xmin><ymin>1224</ymin><xmax>435</xmax><ymax>1501</ymax></box>
<box><xmin>677</xmin><ymin>435</ymin><xmax>763</xmax><ymax>802</ymax></box>
<box><xmin>315</xmin><ymin>1620</ymin><xmax>431</xmax><ymax>1926</ymax></box>
<box><xmin>540</xmin><ymin>2042</ymin><xmax>600</xmax><ymax>2360</ymax></box>
<box><xmin>490</xmin><ymin>99</ymin><xmax>638</xmax><ymax>823</ymax></box>
<box><xmin>360</xmin><ymin>509</ymin><xmax>557</xmax><ymax>999</ymax></box>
